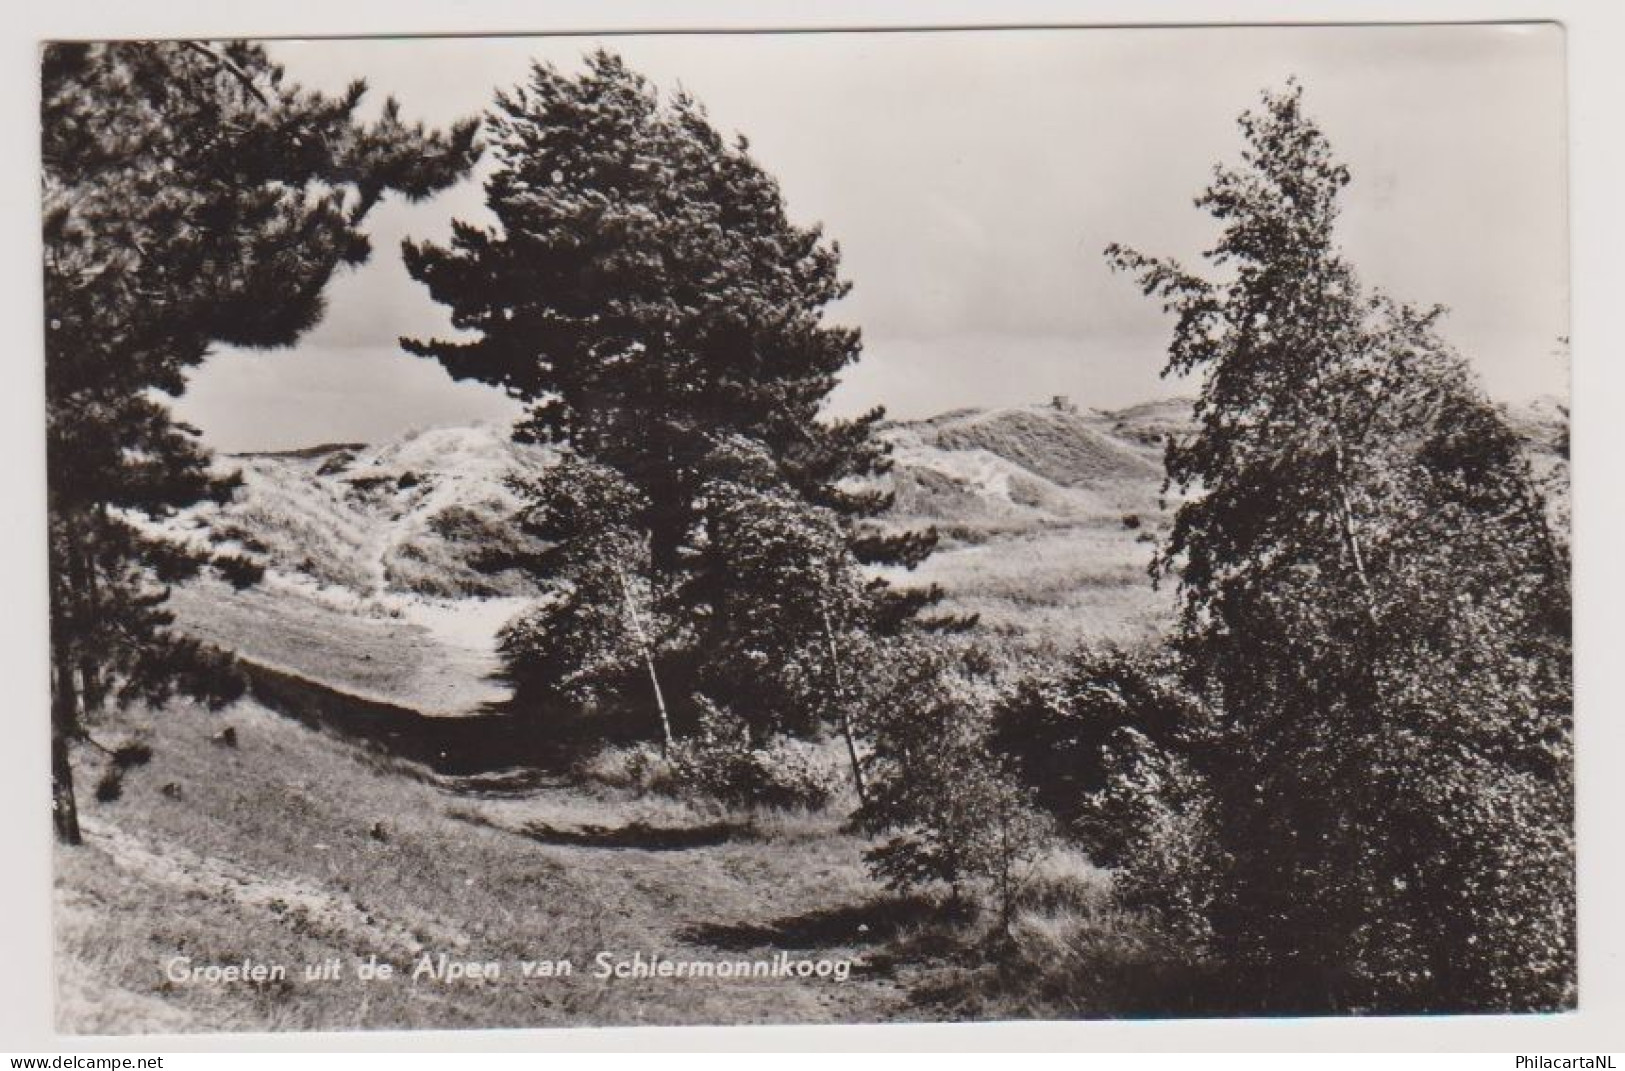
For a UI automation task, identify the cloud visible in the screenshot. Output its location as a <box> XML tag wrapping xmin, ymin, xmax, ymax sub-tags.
<box><xmin>178</xmin><ymin>26</ymin><xmax>1566</xmax><ymax>451</ymax></box>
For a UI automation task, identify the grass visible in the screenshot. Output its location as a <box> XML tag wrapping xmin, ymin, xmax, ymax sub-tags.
<box><xmin>57</xmin><ymin>686</ymin><xmax>1202</xmax><ymax>1033</ymax></box>
<box><xmin>880</xmin><ymin>520</ymin><xmax>1176</xmax><ymax>652</ymax></box>
<box><xmin>54</xmin><ymin>403</ymin><xmax>1212</xmax><ymax>1033</ymax></box>
<box><xmin>876</xmin><ymin>403</ymin><xmax>1180</xmax><ymax>652</ymax></box>
<box><xmin>872</xmin><ymin>850</ymin><xmax>1234</xmax><ymax>1022</ymax></box>
<box><xmin>184</xmin><ymin>425</ymin><xmax>555</xmax><ymax>603</ymax></box>
<box><xmin>55</xmin><ymin>697</ymin><xmax>927</xmax><ymax>1033</ymax></box>
<box><xmin>912</xmin><ymin>406</ymin><xmax>1163</xmax><ymax>489</ymax></box>
<box><xmin>167</xmin><ymin>579</ymin><xmax>506</xmax><ymax>716</ymax></box>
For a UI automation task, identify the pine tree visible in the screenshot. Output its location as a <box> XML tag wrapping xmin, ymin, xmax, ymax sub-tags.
<box><xmin>400</xmin><ymin>51</ymin><xmax>941</xmax><ymax>632</ymax></box>
<box><xmin>43</xmin><ymin>42</ymin><xmax>480</xmax><ymax>843</ymax></box>
<box><xmin>1105</xmin><ymin>82</ymin><xmax>1572</xmax><ymax>1012</ymax></box>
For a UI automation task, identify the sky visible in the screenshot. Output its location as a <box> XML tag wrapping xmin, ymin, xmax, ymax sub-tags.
<box><xmin>168</xmin><ymin>24</ymin><xmax>1569</xmax><ymax>452</ymax></box>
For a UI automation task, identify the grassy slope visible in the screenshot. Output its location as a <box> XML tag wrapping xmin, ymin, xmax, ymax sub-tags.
<box><xmin>62</xmin><ymin>397</ymin><xmax>1563</xmax><ymax>1032</ymax></box>
<box><xmin>55</xmin><ymin>403</ymin><xmax>1175</xmax><ymax>1033</ymax></box>
<box><xmin>881</xmin><ymin>404</ymin><xmax>1177</xmax><ymax>650</ymax></box>
<box><xmin>177</xmin><ymin>405</ymin><xmax>1183</xmax><ymax>658</ymax></box>
<box><xmin>892</xmin><ymin>520</ymin><xmax>1174</xmax><ymax>649</ymax></box>
<box><xmin>187</xmin><ymin>424</ymin><xmax>554</xmax><ymax>601</ymax></box>
<box><xmin>56</xmin><ymin>698</ymin><xmax>935</xmax><ymax>1033</ymax></box>
<box><xmin>167</xmin><ymin>580</ymin><xmax>507</xmax><ymax>716</ymax></box>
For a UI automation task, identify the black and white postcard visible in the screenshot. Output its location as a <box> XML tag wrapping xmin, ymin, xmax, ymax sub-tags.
<box><xmin>38</xmin><ymin>23</ymin><xmax>1574</xmax><ymax>1035</ymax></box>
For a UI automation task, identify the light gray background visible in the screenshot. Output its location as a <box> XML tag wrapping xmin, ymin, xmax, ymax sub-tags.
<box><xmin>170</xmin><ymin>26</ymin><xmax>1565</xmax><ymax>453</ymax></box>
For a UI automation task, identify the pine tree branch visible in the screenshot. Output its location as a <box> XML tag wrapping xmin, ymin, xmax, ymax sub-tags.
<box><xmin>180</xmin><ymin>42</ymin><xmax>270</xmax><ymax>106</ymax></box>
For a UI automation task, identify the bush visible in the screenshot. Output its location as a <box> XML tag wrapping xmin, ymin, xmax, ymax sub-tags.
<box><xmin>991</xmin><ymin>645</ymin><xmax>1199</xmax><ymax>833</ymax></box>
<box><xmin>578</xmin><ymin>741</ymin><xmax>671</xmax><ymax>794</ymax></box>
<box><xmin>665</xmin><ymin>697</ymin><xmax>839</xmax><ymax>810</ymax></box>
<box><xmin>992</xmin><ymin>647</ymin><xmax>1219</xmax><ymax>947</ymax></box>
<box><xmin>855</xmin><ymin>641</ymin><xmax>1056</xmax><ymax>930</ymax></box>
<box><xmin>1081</xmin><ymin>727</ymin><xmax>1221</xmax><ymax>950</ymax></box>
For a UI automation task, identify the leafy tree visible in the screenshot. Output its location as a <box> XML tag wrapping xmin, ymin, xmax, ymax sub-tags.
<box><xmin>497</xmin><ymin>457</ymin><xmax>682</xmax><ymax>749</ymax></box>
<box><xmin>991</xmin><ymin>646</ymin><xmax>1204</xmax><ymax>834</ymax></box>
<box><xmin>856</xmin><ymin>643</ymin><xmax>1054</xmax><ymax>930</ymax></box>
<box><xmin>400</xmin><ymin>51</ymin><xmax>945</xmax><ymax>647</ymax></box>
<box><xmin>43</xmin><ymin>41</ymin><xmax>480</xmax><ymax>843</ymax></box>
<box><xmin>501</xmin><ymin>436</ymin><xmax>881</xmax><ymax>803</ymax></box>
<box><xmin>1105</xmin><ymin>82</ymin><xmax>1572</xmax><ymax>1012</ymax></box>
<box><xmin>694</xmin><ymin>436</ymin><xmax>876</xmax><ymax>799</ymax></box>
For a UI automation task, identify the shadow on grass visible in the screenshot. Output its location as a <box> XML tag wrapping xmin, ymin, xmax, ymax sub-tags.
<box><xmin>449</xmin><ymin>809</ymin><xmax>752</xmax><ymax>851</ymax></box>
<box><xmin>242</xmin><ymin>659</ymin><xmax>584</xmax><ymax>781</ymax></box>
<box><xmin>682</xmin><ymin>894</ymin><xmax>975</xmax><ymax>954</ymax></box>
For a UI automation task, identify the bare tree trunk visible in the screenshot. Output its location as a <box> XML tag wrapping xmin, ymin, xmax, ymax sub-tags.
<box><xmin>50</xmin><ymin>639</ymin><xmax>82</xmax><ymax>846</ymax></box>
<box><xmin>49</xmin><ymin>532</ymin><xmax>84</xmax><ymax>846</ymax></box>
<box><xmin>820</xmin><ymin>606</ymin><xmax>868</xmax><ymax>807</ymax></box>
<box><xmin>1330</xmin><ymin>439</ymin><xmax>1380</xmax><ymax>626</ymax></box>
<box><xmin>641</xmin><ymin>655</ymin><xmax>674</xmax><ymax>757</ymax></box>
<box><xmin>615</xmin><ymin>567</ymin><xmax>674</xmax><ymax>755</ymax></box>
<box><xmin>76</xmin><ymin>540</ymin><xmax>105</xmax><ymax>712</ymax></box>
<box><xmin>52</xmin><ymin>726</ymin><xmax>82</xmax><ymax>846</ymax></box>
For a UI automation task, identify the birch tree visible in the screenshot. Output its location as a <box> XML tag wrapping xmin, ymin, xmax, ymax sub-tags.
<box><xmin>1105</xmin><ymin>82</ymin><xmax>1572</xmax><ymax>1012</ymax></box>
<box><xmin>498</xmin><ymin>458</ymin><xmax>679</xmax><ymax>749</ymax></box>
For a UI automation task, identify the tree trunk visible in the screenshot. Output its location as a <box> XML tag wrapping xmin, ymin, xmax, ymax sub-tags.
<box><xmin>49</xmin><ymin>541</ymin><xmax>84</xmax><ymax>846</ymax></box>
<box><xmin>76</xmin><ymin>540</ymin><xmax>105</xmax><ymax>712</ymax></box>
<box><xmin>1330</xmin><ymin>439</ymin><xmax>1380</xmax><ymax>626</ymax></box>
<box><xmin>820</xmin><ymin>606</ymin><xmax>868</xmax><ymax>807</ymax></box>
<box><xmin>642</xmin><ymin>654</ymin><xmax>675</xmax><ymax>756</ymax></box>
<box><xmin>50</xmin><ymin>652</ymin><xmax>82</xmax><ymax>846</ymax></box>
<box><xmin>52</xmin><ymin>727</ymin><xmax>82</xmax><ymax>846</ymax></box>
<box><xmin>615</xmin><ymin>566</ymin><xmax>674</xmax><ymax>754</ymax></box>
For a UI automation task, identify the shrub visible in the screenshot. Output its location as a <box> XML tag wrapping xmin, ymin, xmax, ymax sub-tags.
<box><xmin>856</xmin><ymin>642</ymin><xmax>1056</xmax><ymax>930</ymax></box>
<box><xmin>990</xmin><ymin>645</ymin><xmax>1199</xmax><ymax>832</ymax></box>
<box><xmin>992</xmin><ymin>647</ymin><xmax>1220</xmax><ymax>947</ymax></box>
<box><xmin>665</xmin><ymin>697</ymin><xmax>839</xmax><ymax>810</ymax></box>
<box><xmin>1081</xmin><ymin>727</ymin><xmax>1221</xmax><ymax>950</ymax></box>
<box><xmin>578</xmin><ymin>741</ymin><xmax>670</xmax><ymax>795</ymax></box>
